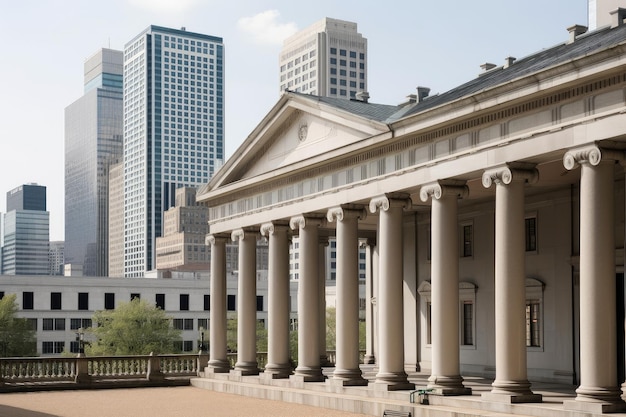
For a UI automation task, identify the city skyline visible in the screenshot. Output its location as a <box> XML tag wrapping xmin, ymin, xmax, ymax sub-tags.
<box><xmin>0</xmin><ymin>0</ymin><xmax>588</xmax><ymax>241</ymax></box>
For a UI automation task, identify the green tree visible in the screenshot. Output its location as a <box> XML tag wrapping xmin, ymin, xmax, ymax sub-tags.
<box><xmin>0</xmin><ymin>294</ymin><xmax>37</xmax><ymax>357</ymax></box>
<box><xmin>325</xmin><ymin>307</ymin><xmax>365</xmax><ymax>352</ymax></box>
<box><xmin>87</xmin><ymin>298</ymin><xmax>181</xmax><ymax>356</ymax></box>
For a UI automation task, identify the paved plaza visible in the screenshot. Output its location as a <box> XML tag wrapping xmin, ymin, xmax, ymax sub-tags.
<box><xmin>0</xmin><ymin>386</ymin><xmax>370</xmax><ymax>417</ymax></box>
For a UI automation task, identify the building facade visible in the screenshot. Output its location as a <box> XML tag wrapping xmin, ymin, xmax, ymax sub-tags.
<box><xmin>0</xmin><ymin>274</ymin><xmax>298</xmax><ymax>356</ymax></box>
<box><xmin>1</xmin><ymin>185</ymin><xmax>50</xmax><ymax>276</ymax></box>
<box><xmin>279</xmin><ymin>18</ymin><xmax>367</xmax><ymax>99</ymax></box>
<box><xmin>123</xmin><ymin>26</ymin><xmax>224</xmax><ymax>277</ymax></box>
<box><xmin>48</xmin><ymin>241</ymin><xmax>64</xmax><ymax>276</ymax></box>
<box><xmin>108</xmin><ymin>162</ymin><xmax>124</xmax><ymax>277</ymax></box>
<box><xmin>198</xmin><ymin>7</ymin><xmax>626</xmax><ymax>413</ymax></box>
<box><xmin>64</xmin><ymin>48</ymin><xmax>124</xmax><ymax>277</ymax></box>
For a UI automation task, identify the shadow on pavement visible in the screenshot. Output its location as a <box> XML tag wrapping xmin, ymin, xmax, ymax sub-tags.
<box><xmin>0</xmin><ymin>404</ymin><xmax>59</xmax><ymax>417</ymax></box>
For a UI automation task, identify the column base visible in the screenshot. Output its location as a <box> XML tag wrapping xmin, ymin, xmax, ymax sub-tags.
<box><xmin>328</xmin><ymin>368</ymin><xmax>368</xmax><ymax>387</ymax></box>
<box><xmin>482</xmin><ymin>392</ymin><xmax>542</xmax><ymax>404</ymax></box>
<box><xmin>292</xmin><ymin>366</ymin><xmax>325</xmax><ymax>382</ymax></box>
<box><xmin>374</xmin><ymin>381</ymin><xmax>415</xmax><ymax>391</ymax></box>
<box><xmin>262</xmin><ymin>363</ymin><xmax>292</xmax><ymax>379</ymax></box>
<box><xmin>563</xmin><ymin>385</ymin><xmax>626</xmax><ymax>413</ymax></box>
<box><xmin>427</xmin><ymin>374</ymin><xmax>471</xmax><ymax>396</ymax></box>
<box><xmin>207</xmin><ymin>359</ymin><xmax>231</xmax><ymax>374</ymax></box>
<box><xmin>233</xmin><ymin>361</ymin><xmax>259</xmax><ymax>376</ymax></box>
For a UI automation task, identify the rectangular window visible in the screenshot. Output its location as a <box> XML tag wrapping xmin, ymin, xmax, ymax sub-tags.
<box><xmin>180</xmin><ymin>294</ymin><xmax>190</xmax><ymax>311</ymax></box>
<box><xmin>70</xmin><ymin>318</ymin><xmax>82</xmax><ymax>330</ymax></box>
<box><xmin>42</xmin><ymin>341</ymin><xmax>53</xmax><ymax>354</ymax></box>
<box><xmin>51</xmin><ymin>292</ymin><xmax>62</xmax><ymax>310</ymax></box>
<box><xmin>525</xmin><ymin>217</ymin><xmax>537</xmax><ymax>252</ymax></box>
<box><xmin>55</xmin><ymin>318</ymin><xmax>65</xmax><ymax>331</ymax></box>
<box><xmin>184</xmin><ymin>318</ymin><xmax>194</xmax><ymax>330</ymax></box>
<box><xmin>156</xmin><ymin>293</ymin><xmax>165</xmax><ymax>310</ymax></box>
<box><xmin>23</xmin><ymin>292</ymin><xmax>34</xmax><ymax>310</ymax></box>
<box><xmin>173</xmin><ymin>319</ymin><xmax>184</xmax><ymax>330</ymax></box>
<box><xmin>78</xmin><ymin>293</ymin><xmax>89</xmax><ymax>310</ymax></box>
<box><xmin>27</xmin><ymin>318</ymin><xmax>37</xmax><ymax>331</ymax></box>
<box><xmin>256</xmin><ymin>296</ymin><xmax>263</xmax><ymax>312</ymax></box>
<box><xmin>104</xmin><ymin>293</ymin><xmax>115</xmax><ymax>310</ymax></box>
<box><xmin>198</xmin><ymin>318</ymin><xmax>208</xmax><ymax>330</ymax></box>
<box><xmin>462</xmin><ymin>224</ymin><xmax>473</xmax><ymax>257</ymax></box>
<box><xmin>183</xmin><ymin>340</ymin><xmax>194</xmax><ymax>352</ymax></box>
<box><xmin>203</xmin><ymin>295</ymin><xmax>210</xmax><ymax>311</ymax></box>
<box><xmin>43</xmin><ymin>318</ymin><xmax>54</xmax><ymax>331</ymax></box>
<box><xmin>462</xmin><ymin>301</ymin><xmax>474</xmax><ymax>345</ymax></box>
<box><xmin>70</xmin><ymin>341</ymin><xmax>80</xmax><ymax>354</ymax></box>
<box><xmin>426</xmin><ymin>302</ymin><xmax>432</xmax><ymax>344</ymax></box>
<box><xmin>131</xmin><ymin>293</ymin><xmax>140</xmax><ymax>301</ymax></box>
<box><xmin>54</xmin><ymin>341</ymin><xmax>65</xmax><ymax>354</ymax></box>
<box><xmin>526</xmin><ymin>300</ymin><xmax>541</xmax><ymax>347</ymax></box>
<box><xmin>227</xmin><ymin>294</ymin><xmax>235</xmax><ymax>311</ymax></box>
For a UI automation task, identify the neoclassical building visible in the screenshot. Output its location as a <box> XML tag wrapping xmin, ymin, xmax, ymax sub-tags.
<box><xmin>197</xmin><ymin>8</ymin><xmax>626</xmax><ymax>414</ymax></box>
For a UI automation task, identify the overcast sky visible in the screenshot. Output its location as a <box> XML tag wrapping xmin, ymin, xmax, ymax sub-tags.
<box><xmin>0</xmin><ymin>0</ymin><xmax>589</xmax><ymax>241</ymax></box>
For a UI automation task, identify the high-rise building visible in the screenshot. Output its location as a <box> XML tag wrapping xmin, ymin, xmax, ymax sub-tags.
<box><xmin>48</xmin><ymin>241</ymin><xmax>65</xmax><ymax>275</ymax></box>
<box><xmin>279</xmin><ymin>18</ymin><xmax>367</xmax><ymax>99</ymax></box>
<box><xmin>108</xmin><ymin>162</ymin><xmax>124</xmax><ymax>278</ymax></box>
<box><xmin>123</xmin><ymin>26</ymin><xmax>224</xmax><ymax>277</ymax></box>
<box><xmin>2</xmin><ymin>184</ymin><xmax>50</xmax><ymax>275</ymax></box>
<box><xmin>64</xmin><ymin>48</ymin><xmax>123</xmax><ymax>277</ymax></box>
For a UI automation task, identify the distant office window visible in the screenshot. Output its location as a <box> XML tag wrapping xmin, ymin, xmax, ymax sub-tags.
<box><xmin>330</xmin><ymin>47</ymin><xmax>337</xmax><ymax>54</ymax></box>
<box><xmin>203</xmin><ymin>295</ymin><xmax>210</xmax><ymax>311</ymax></box>
<box><xmin>183</xmin><ymin>340</ymin><xmax>194</xmax><ymax>352</ymax></box>
<box><xmin>180</xmin><ymin>294</ymin><xmax>190</xmax><ymax>311</ymax></box>
<box><xmin>340</xmin><ymin>49</ymin><xmax>346</xmax><ymax>56</ymax></box>
<box><xmin>42</xmin><ymin>341</ymin><xmax>54</xmax><ymax>354</ymax></box>
<box><xmin>156</xmin><ymin>294</ymin><xmax>166</xmax><ymax>310</ymax></box>
<box><xmin>51</xmin><ymin>293</ymin><xmax>62</xmax><ymax>310</ymax></box>
<box><xmin>78</xmin><ymin>293</ymin><xmax>89</xmax><ymax>311</ymax></box>
<box><xmin>227</xmin><ymin>295</ymin><xmax>235</xmax><ymax>311</ymax></box>
<box><xmin>0</xmin><ymin>291</ymin><xmax>4</xmax><ymax>300</ymax></box>
<box><xmin>184</xmin><ymin>318</ymin><xmax>193</xmax><ymax>330</ymax></box>
<box><xmin>173</xmin><ymin>319</ymin><xmax>184</xmax><ymax>330</ymax></box>
<box><xmin>349</xmin><ymin>51</ymin><xmax>356</xmax><ymax>58</ymax></box>
<box><xmin>256</xmin><ymin>296</ymin><xmax>263</xmax><ymax>312</ymax></box>
<box><xmin>23</xmin><ymin>292</ymin><xmax>34</xmax><ymax>310</ymax></box>
<box><xmin>130</xmin><ymin>293</ymin><xmax>140</xmax><ymax>301</ymax></box>
<box><xmin>104</xmin><ymin>293</ymin><xmax>115</xmax><ymax>310</ymax></box>
<box><xmin>27</xmin><ymin>318</ymin><xmax>37</xmax><ymax>331</ymax></box>
<box><xmin>43</xmin><ymin>318</ymin><xmax>54</xmax><ymax>331</ymax></box>
<box><xmin>525</xmin><ymin>216</ymin><xmax>537</xmax><ymax>252</ymax></box>
<box><xmin>55</xmin><ymin>318</ymin><xmax>65</xmax><ymax>331</ymax></box>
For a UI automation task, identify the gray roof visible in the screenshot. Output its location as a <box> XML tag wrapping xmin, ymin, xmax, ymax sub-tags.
<box><xmin>293</xmin><ymin>23</ymin><xmax>626</xmax><ymax>124</ymax></box>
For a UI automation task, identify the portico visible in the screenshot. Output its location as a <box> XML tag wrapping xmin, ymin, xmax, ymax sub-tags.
<box><xmin>198</xmin><ymin>16</ymin><xmax>626</xmax><ymax>414</ymax></box>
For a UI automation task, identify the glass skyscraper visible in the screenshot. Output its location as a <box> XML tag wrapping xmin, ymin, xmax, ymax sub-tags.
<box><xmin>64</xmin><ymin>48</ymin><xmax>123</xmax><ymax>277</ymax></box>
<box><xmin>123</xmin><ymin>26</ymin><xmax>224</xmax><ymax>277</ymax></box>
<box><xmin>2</xmin><ymin>184</ymin><xmax>50</xmax><ymax>275</ymax></box>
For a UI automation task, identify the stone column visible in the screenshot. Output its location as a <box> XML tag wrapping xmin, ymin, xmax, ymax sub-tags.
<box><xmin>363</xmin><ymin>239</ymin><xmax>376</xmax><ymax>365</ymax></box>
<box><xmin>318</xmin><ymin>236</ymin><xmax>330</xmax><ymax>366</ymax></box>
<box><xmin>290</xmin><ymin>215</ymin><xmax>325</xmax><ymax>382</ymax></box>
<box><xmin>261</xmin><ymin>222</ymin><xmax>292</xmax><ymax>379</ymax></box>
<box><xmin>206</xmin><ymin>234</ymin><xmax>230</xmax><ymax>373</ymax></box>
<box><xmin>231</xmin><ymin>229</ymin><xmax>259</xmax><ymax>376</ymax></box>
<box><xmin>369</xmin><ymin>194</ymin><xmax>415</xmax><ymax>390</ymax></box>
<box><xmin>327</xmin><ymin>206</ymin><xmax>368</xmax><ymax>386</ymax></box>
<box><xmin>482</xmin><ymin>163</ymin><xmax>541</xmax><ymax>403</ymax></box>
<box><xmin>563</xmin><ymin>145</ymin><xmax>626</xmax><ymax>413</ymax></box>
<box><xmin>420</xmin><ymin>180</ymin><xmax>471</xmax><ymax>395</ymax></box>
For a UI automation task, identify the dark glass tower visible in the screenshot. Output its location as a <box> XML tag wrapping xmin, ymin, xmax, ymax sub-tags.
<box><xmin>64</xmin><ymin>49</ymin><xmax>123</xmax><ymax>276</ymax></box>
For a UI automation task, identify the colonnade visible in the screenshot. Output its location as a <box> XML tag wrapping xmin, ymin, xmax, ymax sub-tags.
<box><xmin>205</xmin><ymin>145</ymin><xmax>626</xmax><ymax>410</ymax></box>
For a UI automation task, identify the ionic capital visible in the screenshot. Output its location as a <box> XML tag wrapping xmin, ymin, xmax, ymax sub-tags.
<box><xmin>563</xmin><ymin>144</ymin><xmax>624</xmax><ymax>171</ymax></box>
<box><xmin>326</xmin><ymin>205</ymin><xmax>367</xmax><ymax>223</ymax></box>
<box><xmin>482</xmin><ymin>162</ymin><xmax>538</xmax><ymax>188</ymax></box>
<box><xmin>289</xmin><ymin>214</ymin><xmax>325</xmax><ymax>231</ymax></box>
<box><xmin>231</xmin><ymin>228</ymin><xmax>259</xmax><ymax>242</ymax></box>
<box><xmin>206</xmin><ymin>233</ymin><xmax>229</xmax><ymax>246</ymax></box>
<box><xmin>419</xmin><ymin>180</ymin><xmax>468</xmax><ymax>202</ymax></box>
<box><xmin>260</xmin><ymin>221</ymin><xmax>290</xmax><ymax>237</ymax></box>
<box><xmin>369</xmin><ymin>193</ymin><xmax>412</xmax><ymax>214</ymax></box>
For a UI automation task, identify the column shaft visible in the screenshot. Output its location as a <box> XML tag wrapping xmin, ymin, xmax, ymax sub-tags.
<box><xmin>369</xmin><ymin>195</ymin><xmax>414</xmax><ymax>390</ymax></box>
<box><xmin>207</xmin><ymin>235</ymin><xmax>229</xmax><ymax>373</ymax></box>
<box><xmin>233</xmin><ymin>229</ymin><xmax>258</xmax><ymax>375</ymax></box>
<box><xmin>328</xmin><ymin>207</ymin><xmax>367</xmax><ymax>386</ymax></box>
<box><xmin>290</xmin><ymin>216</ymin><xmax>324</xmax><ymax>382</ymax></box>
<box><xmin>262</xmin><ymin>223</ymin><xmax>291</xmax><ymax>378</ymax></box>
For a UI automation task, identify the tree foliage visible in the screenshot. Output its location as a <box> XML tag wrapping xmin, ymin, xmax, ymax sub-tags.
<box><xmin>325</xmin><ymin>307</ymin><xmax>366</xmax><ymax>351</ymax></box>
<box><xmin>87</xmin><ymin>298</ymin><xmax>181</xmax><ymax>356</ymax></box>
<box><xmin>0</xmin><ymin>294</ymin><xmax>37</xmax><ymax>357</ymax></box>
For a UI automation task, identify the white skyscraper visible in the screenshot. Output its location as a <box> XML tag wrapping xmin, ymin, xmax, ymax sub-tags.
<box><xmin>123</xmin><ymin>26</ymin><xmax>224</xmax><ymax>277</ymax></box>
<box><xmin>279</xmin><ymin>18</ymin><xmax>367</xmax><ymax>99</ymax></box>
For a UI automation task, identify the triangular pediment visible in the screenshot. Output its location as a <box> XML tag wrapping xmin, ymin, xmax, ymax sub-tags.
<box><xmin>205</xmin><ymin>92</ymin><xmax>392</xmax><ymax>193</ymax></box>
